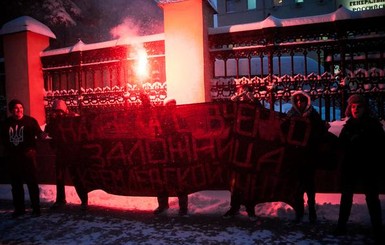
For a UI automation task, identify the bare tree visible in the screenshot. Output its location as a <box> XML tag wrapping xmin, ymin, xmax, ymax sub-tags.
<box><xmin>1</xmin><ymin>0</ymin><xmax>163</xmax><ymax>48</ymax></box>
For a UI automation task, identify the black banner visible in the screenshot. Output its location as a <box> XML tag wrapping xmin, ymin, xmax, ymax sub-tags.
<box><xmin>1</xmin><ymin>102</ymin><xmax>350</xmax><ymax>208</ymax></box>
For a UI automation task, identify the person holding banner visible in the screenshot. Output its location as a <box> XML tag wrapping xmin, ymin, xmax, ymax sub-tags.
<box><xmin>154</xmin><ymin>98</ymin><xmax>189</xmax><ymax>217</ymax></box>
<box><xmin>285</xmin><ymin>91</ymin><xmax>328</xmax><ymax>224</ymax></box>
<box><xmin>335</xmin><ymin>95</ymin><xmax>384</xmax><ymax>243</ymax></box>
<box><xmin>223</xmin><ymin>84</ymin><xmax>262</xmax><ymax>220</ymax></box>
<box><xmin>1</xmin><ymin>99</ymin><xmax>47</xmax><ymax>218</ymax></box>
<box><xmin>230</xmin><ymin>84</ymin><xmax>262</xmax><ymax>106</ymax></box>
<box><xmin>45</xmin><ymin>99</ymin><xmax>88</xmax><ymax>211</ymax></box>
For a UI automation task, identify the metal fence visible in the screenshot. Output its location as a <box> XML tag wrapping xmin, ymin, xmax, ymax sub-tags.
<box><xmin>40</xmin><ymin>11</ymin><xmax>385</xmax><ymax>122</ymax></box>
<box><xmin>208</xmin><ymin>11</ymin><xmax>385</xmax><ymax>121</ymax></box>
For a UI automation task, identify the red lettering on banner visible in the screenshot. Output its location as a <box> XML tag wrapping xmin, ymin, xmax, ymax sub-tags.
<box><xmin>234</xmin><ymin>103</ymin><xmax>258</xmax><ymax>137</ymax></box>
<box><xmin>145</xmin><ymin>138</ymin><xmax>169</xmax><ymax>164</ymax></box>
<box><xmin>106</xmin><ymin>141</ymin><xmax>128</xmax><ymax>167</ymax></box>
<box><xmin>148</xmin><ymin>117</ymin><xmax>162</xmax><ymax>137</ymax></box>
<box><xmin>286</xmin><ymin>119</ymin><xmax>311</xmax><ymax>146</ymax></box>
<box><xmin>176</xmin><ymin>167</ymin><xmax>193</xmax><ymax>190</ymax></box>
<box><xmin>97</xmin><ymin>169</ymin><xmax>126</xmax><ymax>193</ymax></box>
<box><xmin>232</xmin><ymin>139</ymin><xmax>254</xmax><ymax>168</ymax></box>
<box><xmin>130</xmin><ymin>168</ymin><xmax>163</xmax><ymax>193</ymax></box>
<box><xmin>258</xmin><ymin>115</ymin><xmax>285</xmax><ymax>142</ymax></box>
<box><xmin>179</xmin><ymin>164</ymin><xmax>207</xmax><ymax>190</ymax></box>
<box><xmin>78</xmin><ymin>168</ymin><xmax>100</xmax><ymax>189</ymax></box>
<box><xmin>167</xmin><ymin>134</ymin><xmax>192</xmax><ymax>163</ymax></box>
<box><xmin>256</xmin><ymin>147</ymin><xmax>285</xmax><ymax>174</ymax></box>
<box><xmin>204</xmin><ymin>162</ymin><xmax>226</xmax><ymax>187</ymax></box>
<box><xmin>217</xmin><ymin>138</ymin><xmax>233</xmax><ymax>160</ymax></box>
<box><xmin>192</xmin><ymin>136</ymin><xmax>216</xmax><ymax>161</ymax></box>
<box><xmin>127</xmin><ymin>140</ymin><xmax>147</xmax><ymax>166</ymax></box>
<box><xmin>47</xmin><ymin>102</ymin><xmax>331</xmax><ymax>202</ymax></box>
<box><xmin>82</xmin><ymin>143</ymin><xmax>105</xmax><ymax>168</ymax></box>
<box><xmin>57</xmin><ymin>120</ymin><xmax>79</xmax><ymax>143</ymax></box>
<box><xmin>218</xmin><ymin>102</ymin><xmax>237</xmax><ymax>120</ymax></box>
<box><xmin>162</xmin><ymin>165</ymin><xmax>208</xmax><ymax>192</ymax></box>
<box><xmin>77</xmin><ymin>118</ymin><xmax>94</xmax><ymax>141</ymax></box>
<box><xmin>162</xmin><ymin>167</ymin><xmax>178</xmax><ymax>189</ymax></box>
<box><xmin>191</xmin><ymin>164</ymin><xmax>208</xmax><ymax>189</ymax></box>
<box><xmin>206</xmin><ymin>104</ymin><xmax>228</xmax><ymax>133</ymax></box>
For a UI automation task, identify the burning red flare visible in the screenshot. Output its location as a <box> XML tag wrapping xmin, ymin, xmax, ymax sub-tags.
<box><xmin>134</xmin><ymin>47</ymin><xmax>149</xmax><ymax>82</ymax></box>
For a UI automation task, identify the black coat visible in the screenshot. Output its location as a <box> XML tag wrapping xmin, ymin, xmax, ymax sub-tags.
<box><xmin>339</xmin><ymin>116</ymin><xmax>385</xmax><ymax>180</ymax></box>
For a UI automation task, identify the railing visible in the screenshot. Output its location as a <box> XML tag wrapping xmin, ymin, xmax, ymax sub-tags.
<box><xmin>208</xmin><ymin>8</ymin><xmax>385</xmax><ymax>121</ymax></box>
<box><xmin>42</xmin><ymin>36</ymin><xmax>167</xmax><ymax>116</ymax></box>
<box><xmin>41</xmin><ymin>8</ymin><xmax>385</xmax><ymax>122</ymax></box>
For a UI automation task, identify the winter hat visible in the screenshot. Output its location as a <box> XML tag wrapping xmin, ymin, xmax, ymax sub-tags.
<box><xmin>345</xmin><ymin>94</ymin><xmax>367</xmax><ymax>118</ymax></box>
<box><xmin>8</xmin><ymin>99</ymin><xmax>23</xmax><ymax>112</ymax></box>
<box><xmin>52</xmin><ymin>99</ymin><xmax>69</xmax><ymax>113</ymax></box>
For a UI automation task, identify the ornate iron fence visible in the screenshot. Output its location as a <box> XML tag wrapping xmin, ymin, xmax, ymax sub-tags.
<box><xmin>41</xmin><ymin>10</ymin><xmax>385</xmax><ymax>122</ymax></box>
<box><xmin>208</xmin><ymin>10</ymin><xmax>385</xmax><ymax>121</ymax></box>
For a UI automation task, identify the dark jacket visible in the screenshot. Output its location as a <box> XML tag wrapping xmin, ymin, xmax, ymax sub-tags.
<box><xmin>1</xmin><ymin>115</ymin><xmax>44</xmax><ymax>155</ymax></box>
<box><xmin>285</xmin><ymin>91</ymin><xmax>328</xmax><ymax>149</ymax></box>
<box><xmin>339</xmin><ymin>116</ymin><xmax>385</xmax><ymax>179</ymax></box>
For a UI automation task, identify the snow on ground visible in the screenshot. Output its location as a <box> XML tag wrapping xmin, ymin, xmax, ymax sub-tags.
<box><xmin>1</xmin><ymin>184</ymin><xmax>385</xmax><ymax>244</ymax></box>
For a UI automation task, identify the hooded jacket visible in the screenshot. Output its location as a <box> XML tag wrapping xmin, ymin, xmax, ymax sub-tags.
<box><xmin>285</xmin><ymin>91</ymin><xmax>328</xmax><ymax>147</ymax></box>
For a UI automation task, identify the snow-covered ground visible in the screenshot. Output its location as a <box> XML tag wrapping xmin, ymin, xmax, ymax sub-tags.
<box><xmin>1</xmin><ymin>184</ymin><xmax>384</xmax><ymax>244</ymax></box>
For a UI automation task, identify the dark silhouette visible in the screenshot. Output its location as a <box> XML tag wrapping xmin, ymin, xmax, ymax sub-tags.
<box><xmin>223</xmin><ymin>84</ymin><xmax>262</xmax><ymax>220</ymax></box>
<box><xmin>44</xmin><ymin>99</ymin><xmax>88</xmax><ymax>211</ymax></box>
<box><xmin>0</xmin><ymin>99</ymin><xmax>47</xmax><ymax>218</ymax></box>
<box><xmin>335</xmin><ymin>94</ymin><xmax>385</xmax><ymax>243</ymax></box>
<box><xmin>153</xmin><ymin>98</ymin><xmax>189</xmax><ymax>216</ymax></box>
<box><xmin>283</xmin><ymin>91</ymin><xmax>329</xmax><ymax>224</ymax></box>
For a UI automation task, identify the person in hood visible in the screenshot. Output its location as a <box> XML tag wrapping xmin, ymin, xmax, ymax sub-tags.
<box><xmin>45</xmin><ymin>99</ymin><xmax>88</xmax><ymax>211</ymax></box>
<box><xmin>0</xmin><ymin>99</ymin><xmax>47</xmax><ymax>218</ymax></box>
<box><xmin>335</xmin><ymin>95</ymin><xmax>384</xmax><ymax>243</ymax></box>
<box><xmin>284</xmin><ymin>91</ymin><xmax>329</xmax><ymax>224</ymax></box>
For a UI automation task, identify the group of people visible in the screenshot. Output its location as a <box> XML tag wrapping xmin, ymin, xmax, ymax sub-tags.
<box><xmin>0</xmin><ymin>99</ymin><xmax>88</xmax><ymax>218</ymax></box>
<box><xmin>224</xmin><ymin>85</ymin><xmax>384</xmax><ymax>243</ymax></box>
<box><xmin>0</xmin><ymin>89</ymin><xmax>384</xmax><ymax>242</ymax></box>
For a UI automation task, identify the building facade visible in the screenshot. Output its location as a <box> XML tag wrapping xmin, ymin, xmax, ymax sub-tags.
<box><xmin>215</xmin><ymin>0</ymin><xmax>384</xmax><ymax>26</ymax></box>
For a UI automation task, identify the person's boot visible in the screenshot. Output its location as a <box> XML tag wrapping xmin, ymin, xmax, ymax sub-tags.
<box><xmin>334</xmin><ymin>221</ymin><xmax>347</xmax><ymax>236</ymax></box>
<box><xmin>294</xmin><ymin>204</ymin><xmax>304</xmax><ymax>224</ymax></box>
<box><xmin>223</xmin><ymin>207</ymin><xmax>240</xmax><ymax>219</ymax></box>
<box><xmin>309</xmin><ymin>205</ymin><xmax>317</xmax><ymax>224</ymax></box>
<box><xmin>246</xmin><ymin>205</ymin><xmax>257</xmax><ymax>221</ymax></box>
<box><xmin>153</xmin><ymin>205</ymin><xmax>169</xmax><ymax>215</ymax></box>
<box><xmin>154</xmin><ymin>194</ymin><xmax>169</xmax><ymax>215</ymax></box>
<box><xmin>50</xmin><ymin>200</ymin><xmax>67</xmax><ymax>210</ymax></box>
<box><xmin>178</xmin><ymin>194</ymin><xmax>188</xmax><ymax>217</ymax></box>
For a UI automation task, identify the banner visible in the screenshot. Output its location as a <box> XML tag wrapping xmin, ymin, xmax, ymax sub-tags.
<box><xmin>1</xmin><ymin>102</ymin><xmax>347</xmax><ymax>209</ymax></box>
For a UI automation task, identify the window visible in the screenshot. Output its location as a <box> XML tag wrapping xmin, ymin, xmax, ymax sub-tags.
<box><xmin>247</xmin><ymin>0</ymin><xmax>257</xmax><ymax>10</ymax></box>
<box><xmin>226</xmin><ymin>0</ymin><xmax>236</xmax><ymax>13</ymax></box>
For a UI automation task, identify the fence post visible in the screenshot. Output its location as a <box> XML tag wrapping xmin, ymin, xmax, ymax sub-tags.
<box><xmin>0</xmin><ymin>16</ymin><xmax>56</xmax><ymax>125</ymax></box>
